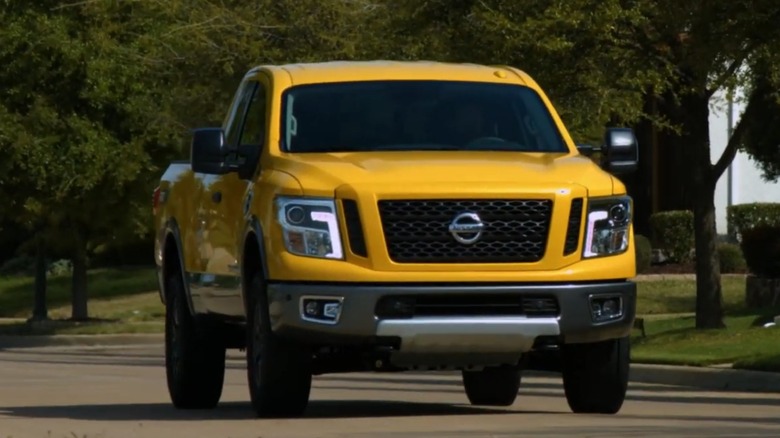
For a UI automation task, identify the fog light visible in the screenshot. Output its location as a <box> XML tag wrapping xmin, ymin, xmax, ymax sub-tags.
<box><xmin>589</xmin><ymin>295</ymin><xmax>623</xmax><ymax>323</ymax></box>
<box><xmin>323</xmin><ymin>302</ymin><xmax>341</xmax><ymax>319</ymax></box>
<box><xmin>300</xmin><ymin>296</ymin><xmax>344</xmax><ymax>325</ymax></box>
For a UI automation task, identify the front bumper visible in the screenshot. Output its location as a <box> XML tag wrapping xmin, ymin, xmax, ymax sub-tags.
<box><xmin>266</xmin><ymin>280</ymin><xmax>636</xmax><ymax>368</ymax></box>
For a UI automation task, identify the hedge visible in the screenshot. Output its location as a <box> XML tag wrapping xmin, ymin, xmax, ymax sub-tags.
<box><xmin>740</xmin><ymin>224</ymin><xmax>780</xmax><ymax>277</ymax></box>
<box><xmin>717</xmin><ymin>243</ymin><xmax>747</xmax><ymax>274</ymax></box>
<box><xmin>634</xmin><ymin>234</ymin><xmax>652</xmax><ymax>273</ymax></box>
<box><xmin>649</xmin><ymin>210</ymin><xmax>694</xmax><ymax>263</ymax></box>
<box><xmin>727</xmin><ymin>202</ymin><xmax>780</xmax><ymax>242</ymax></box>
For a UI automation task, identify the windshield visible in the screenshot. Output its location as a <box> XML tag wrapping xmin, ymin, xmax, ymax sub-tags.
<box><xmin>280</xmin><ymin>80</ymin><xmax>569</xmax><ymax>153</ymax></box>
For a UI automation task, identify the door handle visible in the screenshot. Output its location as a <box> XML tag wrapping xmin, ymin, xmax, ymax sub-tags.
<box><xmin>212</xmin><ymin>191</ymin><xmax>222</xmax><ymax>203</ymax></box>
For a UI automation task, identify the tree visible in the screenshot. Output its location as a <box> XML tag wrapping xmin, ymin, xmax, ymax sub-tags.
<box><xmin>0</xmin><ymin>1</ymin><xmax>181</xmax><ymax>320</ymax></box>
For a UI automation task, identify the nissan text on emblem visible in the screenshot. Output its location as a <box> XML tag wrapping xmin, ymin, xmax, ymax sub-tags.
<box><xmin>448</xmin><ymin>212</ymin><xmax>485</xmax><ymax>244</ymax></box>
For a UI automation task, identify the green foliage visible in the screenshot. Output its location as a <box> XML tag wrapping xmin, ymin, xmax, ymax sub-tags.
<box><xmin>374</xmin><ymin>0</ymin><xmax>675</xmax><ymax>143</ymax></box>
<box><xmin>727</xmin><ymin>202</ymin><xmax>780</xmax><ymax>242</ymax></box>
<box><xmin>717</xmin><ymin>243</ymin><xmax>747</xmax><ymax>274</ymax></box>
<box><xmin>649</xmin><ymin>211</ymin><xmax>694</xmax><ymax>263</ymax></box>
<box><xmin>740</xmin><ymin>224</ymin><xmax>780</xmax><ymax>277</ymax></box>
<box><xmin>738</xmin><ymin>55</ymin><xmax>780</xmax><ymax>182</ymax></box>
<box><xmin>634</xmin><ymin>234</ymin><xmax>653</xmax><ymax>274</ymax></box>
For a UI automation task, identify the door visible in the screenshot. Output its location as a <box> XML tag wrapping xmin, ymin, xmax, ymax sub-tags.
<box><xmin>190</xmin><ymin>77</ymin><xmax>257</xmax><ymax>314</ymax></box>
<box><xmin>200</xmin><ymin>76</ymin><xmax>268</xmax><ymax>317</ymax></box>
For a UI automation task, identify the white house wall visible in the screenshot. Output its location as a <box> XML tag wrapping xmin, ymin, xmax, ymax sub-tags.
<box><xmin>709</xmin><ymin>87</ymin><xmax>780</xmax><ymax>235</ymax></box>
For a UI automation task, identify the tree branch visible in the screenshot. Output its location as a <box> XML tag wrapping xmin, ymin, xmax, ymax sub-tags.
<box><xmin>705</xmin><ymin>48</ymin><xmax>752</xmax><ymax>99</ymax></box>
<box><xmin>712</xmin><ymin>94</ymin><xmax>758</xmax><ymax>181</ymax></box>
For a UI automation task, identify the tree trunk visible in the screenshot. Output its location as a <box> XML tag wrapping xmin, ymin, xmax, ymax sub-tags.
<box><xmin>71</xmin><ymin>230</ymin><xmax>89</xmax><ymax>321</ymax></box>
<box><xmin>684</xmin><ymin>90</ymin><xmax>726</xmax><ymax>329</ymax></box>
<box><xmin>693</xmin><ymin>185</ymin><xmax>725</xmax><ymax>328</ymax></box>
<box><xmin>30</xmin><ymin>237</ymin><xmax>48</xmax><ymax>321</ymax></box>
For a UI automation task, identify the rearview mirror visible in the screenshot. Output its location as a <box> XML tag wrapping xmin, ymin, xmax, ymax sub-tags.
<box><xmin>601</xmin><ymin>128</ymin><xmax>638</xmax><ymax>175</ymax></box>
<box><xmin>190</xmin><ymin>128</ymin><xmax>235</xmax><ymax>175</ymax></box>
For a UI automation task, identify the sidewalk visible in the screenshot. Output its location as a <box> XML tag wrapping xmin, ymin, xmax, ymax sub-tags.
<box><xmin>1</xmin><ymin>333</ymin><xmax>778</xmax><ymax>394</ymax></box>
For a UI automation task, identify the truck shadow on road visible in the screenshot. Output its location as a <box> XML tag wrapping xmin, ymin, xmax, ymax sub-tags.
<box><xmin>0</xmin><ymin>400</ymin><xmax>548</xmax><ymax>422</ymax></box>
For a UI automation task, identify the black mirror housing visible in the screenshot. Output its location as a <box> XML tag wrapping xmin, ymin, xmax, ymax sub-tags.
<box><xmin>190</xmin><ymin>128</ymin><xmax>234</xmax><ymax>175</ymax></box>
<box><xmin>602</xmin><ymin>128</ymin><xmax>639</xmax><ymax>175</ymax></box>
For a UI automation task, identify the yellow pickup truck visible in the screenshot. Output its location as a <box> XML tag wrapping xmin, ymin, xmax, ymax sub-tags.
<box><xmin>153</xmin><ymin>60</ymin><xmax>639</xmax><ymax>418</ymax></box>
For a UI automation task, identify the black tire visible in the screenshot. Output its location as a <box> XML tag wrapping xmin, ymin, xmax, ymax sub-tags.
<box><xmin>562</xmin><ymin>336</ymin><xmax>630</xmax><ymax>414</ymax></box>
<box><xmin>245</xmin><ymin>271</ymin><xmax>313</xmax><ymax>418</ymax></box>
<box><xmin>461</xmin><ymin>365</ymin><xmax>521</xmax><ymax>406</ymax></box>
<box><xmin>165</xmin><ymin>272</ymin><xmax>226</xmax><ymax>409</ymax></box>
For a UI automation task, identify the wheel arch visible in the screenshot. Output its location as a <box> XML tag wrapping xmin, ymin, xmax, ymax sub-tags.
<box><xmin>161</xmin><ymin>219</ymin><xmax>196</xmax><ymax>316</ymax></box>
<box><xmin>240</xmin><ymin>215</ymin><xmax>271</xmax><ymax>318</ymax></box>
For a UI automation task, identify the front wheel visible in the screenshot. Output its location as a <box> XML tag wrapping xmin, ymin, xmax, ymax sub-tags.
<box><xmin>462</xmin><ymin>365</ymin><xmax>521</xmax><ymax>406</ymax></box>
<box><xmin>562</xmin><ymin>336</ymin><xmax>630</xmax><ymax>414</ymax></box>
<box><xmin>245</xmin><ymin>271</ymin><xmax>313</xmax><ymax>418</ymax></box>
<box><xmin>165</xmin><ymin>273</ymin><xmax>226</xmax><ymax>409</ymax></box>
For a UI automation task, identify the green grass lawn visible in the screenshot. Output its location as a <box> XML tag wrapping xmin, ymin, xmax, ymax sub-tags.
<box><xmin>631</xmin><ymin>313</ymin><xmax>780</xmax><ymax>368</ymax></box>
<box><xmin>631</xmin><ymin>274</ymin><xmax>780</xmax><ymax>371</ymax></box>
<box><xmin>0</xmin><ymin>267</ymin><xmax>162</xmax><ymax>335</ymax></box>
<box><xmin>0</xmin><ymin>267</ymin><xmax>159</xmax><ymax>318</ymax></box>
<box><xmin>635</xmin><ymin>275</ymin><xmax>747</xmax><ymax>315</ymax></box>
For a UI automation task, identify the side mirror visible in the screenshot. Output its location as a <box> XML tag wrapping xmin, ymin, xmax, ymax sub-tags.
<box><xmin>602</xmin><ymin>128</ymin><xmax>638</xmax><ymax>175</ymax></box>
<box><xmin>190</xmin><ymin>128</ymin><xmax>235</xmax><ymax>175</ymax></box>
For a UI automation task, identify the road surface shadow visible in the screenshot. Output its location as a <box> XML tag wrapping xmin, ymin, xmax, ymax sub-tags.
<box><xmin>0</xmin><ymin>399</ymin><xmax>545</xmax><ymax>422</ymax></box>
<box><xmin>622</xmin><ymin>413</ymin><xmax>780</xmax><ymax>427</ymax></box>
<box><xmin>313</xmin><ymin>381</ymin><xmax>780</xmax><ymax>409</ymax></box>
<box><xmin>316</xmin><ymin>375</ymin><xmax>708</xmax><ymax>393</ymax></box>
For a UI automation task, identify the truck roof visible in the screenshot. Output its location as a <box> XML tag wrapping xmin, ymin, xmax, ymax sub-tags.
<box><xmin>253</xmin><ymin>60</ymin><xmax>533</xmax><ymax>87</ymax></box>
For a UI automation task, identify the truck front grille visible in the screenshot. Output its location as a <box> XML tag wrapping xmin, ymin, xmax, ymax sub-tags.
<box><xmin>377</xmin><ymin>199</ymin><xmax>553</xmax><ymax>263</ymax></box>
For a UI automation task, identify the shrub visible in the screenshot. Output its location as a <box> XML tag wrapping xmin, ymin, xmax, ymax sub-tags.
<box><xmin>727</xmin><ymin>202</ymin><xmax>780</xmax><ymax>242</ymax></box>
<box><xmin>634</xmin><ymin>234</ymin><xmax>652</xmax><ymax>273</ymax></box>
<box><xmin>740</xmin><ymin>224</ymin><xmax>780</xmax><ymax>277</ymax></box>
<box><xmin>717</xmin><ymin>243</ymin><xmax>747</xmax><ymax>274</ymax></box>
<box><xmin>649</xmin><ymin>210</ymin><xmax>694</xmax><ymax>263</ymax></box>
<box><xmin>48</xmin><ymin>259</ymin><xmax>73</xmax><ymax>277</ymax></box>
<box><xmin>0</xmin><ymin>256</ymin><xmax>35</xmax><ymax>277</ymax></box>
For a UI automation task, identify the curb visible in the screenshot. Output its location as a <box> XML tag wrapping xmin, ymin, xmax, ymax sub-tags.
<box><xmin>627</xmin><ymin>363</ymin><xmax>780</xmax><ymax>393</ymax></box>
<box><xmin>0</xmin><ymin>334</ymin><xmax>163</xmax><ymax>349</ymax></box>
<box><xmin>2</xmin><ymin>334</ymin><xmax>779</xmax><ymax>394</ymax></box>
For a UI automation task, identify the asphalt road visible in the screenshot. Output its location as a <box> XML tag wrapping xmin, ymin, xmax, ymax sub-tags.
<box><xmin>1</xmin><ymin>345</ymin><xmax>779</xmax><ymax>438</ymax></box>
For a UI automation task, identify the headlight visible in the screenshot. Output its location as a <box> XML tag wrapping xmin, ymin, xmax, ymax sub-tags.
<box><xmin>583</xmin><ymin>196</ymin><xmax>632</xmax><ymax>258</ymax></box>
<box><xmin>275</xmin><ymin>196</ymin><xmax>344</xmax><ymax>259</ymax></box>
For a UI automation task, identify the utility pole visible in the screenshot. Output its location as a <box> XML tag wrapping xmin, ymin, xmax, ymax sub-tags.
<box><xmin>726</xmin><ymin>88</ymin><xmax>735</xmax><ymax>241</ymax></box>
<box><xmin>727</xmin><ymin>90</ymin><xmax>734</xmax><ymax>209</ymax></box>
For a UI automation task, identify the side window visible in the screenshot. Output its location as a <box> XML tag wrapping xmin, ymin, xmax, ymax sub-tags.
<box><xmin>224</xmin><ymin>81</ymin><xmax>258</xmax><ymax>147</ymax></box>
<box><xmin>238</xmin><ymin>83</ymin><xmax>266</xmax><ymax>147</ymax></box>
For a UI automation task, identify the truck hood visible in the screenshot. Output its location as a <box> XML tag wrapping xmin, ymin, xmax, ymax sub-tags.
<box><xmin>273</xmin><ymin>151</ymin><xmax>617</xmax><ymax>198</ymax></box>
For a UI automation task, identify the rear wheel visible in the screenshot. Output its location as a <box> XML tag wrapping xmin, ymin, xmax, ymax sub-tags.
<box><xmin>245</xmin><ymin>270</ymin><xmax>313</xmax><ymax>418</ymax></box>
<box><xmin>165</xmin><ymin>272</ymin><xmax>226</xmax><ymax>409</ymax></box>
<box><xmin>461</xmin><ymin>365</ymin><xmax>521</xmax><ymax>406</ymax></box>
<box><xmin>562</xmin><ymin>336</ymin><xmax>630</xmax><ymax>414</ymax></box>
